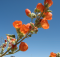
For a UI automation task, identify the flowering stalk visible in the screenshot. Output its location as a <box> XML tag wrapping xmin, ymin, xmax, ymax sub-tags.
<box><xmin>0</xmin><ymin>0</ymin><xmax>54</xmax><ymax>57</ymax></box>
<box><xmin>0</xmin><ymin>29</ymin><xmax>31</xmax><ymax>57</ymax></box>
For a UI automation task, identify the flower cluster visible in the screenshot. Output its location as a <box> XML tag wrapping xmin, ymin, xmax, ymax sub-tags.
<box><xmin>49</xmin><ymin>52</ymin><xmax>56</xmax><ymax>57</ymax></box>
<box><xmin>0</xmin><ymin>0</ymin><xmax>55</xmax><ymax>57</ymax></box>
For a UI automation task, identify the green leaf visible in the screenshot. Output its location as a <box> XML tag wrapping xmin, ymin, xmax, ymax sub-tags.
<box><xmin>47</xmin><ymin>10</ymin><xmax>52</xmax><ymax>12</ymax></box>
<box><xmin>6</xmin><ymin>34</ymin><xmax>15</xmax><ymax>38</ymax></box>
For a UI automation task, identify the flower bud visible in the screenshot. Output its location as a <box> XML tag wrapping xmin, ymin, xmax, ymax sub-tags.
<box><xmin>37</xmin><ymin>13</ymin><xmax>41</xmax><ymax>16</ymax></box>
<box><xmin>3</xmin><ymin>44</ymin><xmax>6</xmax><ymax>48</ymax></box>
<box><xmin>2</xmin><ymin>48</ymin><xmax>4</xmax><ymax>51</ymax></box>
<box><xmin>7</xmin><ymin>47</ymin><xmax>10</xmax><ymax>50</ymax></box>
<box><xmin>5</xmin><ymin>39</ymin><xmax>7</xmax><ymax>42</ymax></box>
<box><xmin>9</xmin><ymin>41</ymin><xmax>12</xmax><ymax>47</ymax></box>
<box><xmin>34</xmin><ymin>8</ymin><xmax>40</xmax><ymax>13</ymax></box>
<box><xmin>12</xmin><ymin>41</ymin><xmax>15</xmax><ymax>44</ymax></box>
<box><xmin>31</xmin><ymin>13</ymin><xmax>36</xmax><ymax>18</ymax></box>
<box><xmin>5</xmin><ymin>42</ymin><xmax>7</xmax><ymax>45</ymax></box>
<box><xmin>7</xmin><ymin>39</ymin><xmax>10</xmax><ymax>42</ymax></box>
<box><xmin>25</xmin><ymin>9</ymin><xmax>31</xmax><ymax>16</ymax></box>
<box><xmin>31</xmin><ymin>30</ymin><xmax>34</xmax><ymax>34</ymax></box>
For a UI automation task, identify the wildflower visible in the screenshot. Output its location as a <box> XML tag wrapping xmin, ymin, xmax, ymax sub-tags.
<box><xmin>19</xmin><ymin>42</ymin><xmax>28</xmax><ymax>51</ymax></box>
<box><xmin>50</xmin><ymin>52</ymin><xmax>56</xmax><ymax>57</ymax></box>
<box><xmin>36</xmin><ymin>3</ymin><xmax>44</xmax><ymax>12</ymax></box>
<box><xmin>41</xmin><ymin>19</ymin><xmax>49</xmax><ymax>29</ymax></box>
<box><xmin>43</xmin><ymin>12</ymin><xmax>52</xmax><ymax>20</ymax></box>
<box><xmin>13</xmin><ymin>20</ymin><xmax>22</xmax><ymax>28</ymax></box>
<box><xmin>20</xmin><ymin>24</ymin><xmax>30</xmax><ymax>34</ymax></box>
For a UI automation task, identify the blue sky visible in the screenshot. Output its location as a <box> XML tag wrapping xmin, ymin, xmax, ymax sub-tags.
<box><xmin>0</xmin><ymin>0</ymin><xmax>60</xmax><ymax>57</ymax></box>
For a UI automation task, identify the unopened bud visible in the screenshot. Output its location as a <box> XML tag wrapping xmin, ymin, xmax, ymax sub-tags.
<box><xmin>12</xmin><ymin>41</ymin><xmax>15</xmax><ymax>44</ymax></box>
<box><xmin>2</xmin><ymin>48</ymin><xmax>4</xmax><ymax>51</ymax></box>
<box><xmin>7</xmin><ymin>39</ymin><xmax>10</xmax><ymax>42</ymax></box>
<box><xmin>37</xmin><ymin>13</ymin><xmax>41</xmax><ymax>16</ymax></box>
<box><xmin>31</xmin><ymin>13</ymin><xmax>36</xmax><ymax>18</ymax></box>
<box><xmin>7</xmin><ymin>47</ymin><xmax>10</xmax><ymax>50</ymax></box>
<box><xmin>34</xmin><ymin>8</ymin><xmax>40</xmax><ymax>13</ymax></box>
<box><xmin>5</xmin><ymin>39</ymin><xmax>7</xmax><ymax>42</ymax></box>
<box><xmin>5</xmin><ymin>42</ymin><xmax>7</xmax><ymax>45</ymax></box>
<box><xmin>31</xmin><ymin>30</ymin><xmax>34</xmax><ymax>34</ymax></box>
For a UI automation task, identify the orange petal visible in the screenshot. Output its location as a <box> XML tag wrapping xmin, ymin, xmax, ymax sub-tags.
<box><xmin>13</xmin><ymin>20</ymin><xmax>22</xmax><ymax>28</ymax></box>
<box><xmin>41</xmin><ymin>19</ymin><xmax>49</xmax><ymax>29</ymax></box>
<box><xmin>25</xmin><ymin>9</ymin><xmax>31</xmax><ymax>16</ymax></box>
<box><xmin>36</xmin><ymin>3</ymin><xmax>44</xmax><ymax>12</ymax></box>
<box><xmin>44</xmin><ymin>0</ymin><xmax>53</xmax><ymax>7</ymax></box>
<box><xmin>19</xmin><ymin>42</ymin><xmax>28</xmax><ymax>51</ymax></box>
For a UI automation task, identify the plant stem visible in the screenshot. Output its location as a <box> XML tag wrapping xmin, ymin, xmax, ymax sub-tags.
<box><xmin>0</xmin><ymin>30</ymin><xmax>31</xmax><ymax>57</ymax></box>
<box><xmin>0</xmin><ymin>11</ymin><xmax>44</xmax><ymax>57</ymax></box>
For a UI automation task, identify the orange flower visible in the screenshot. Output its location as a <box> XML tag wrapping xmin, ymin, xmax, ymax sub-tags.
<box><xmin>26</xmin><ymin>23</ymin><xmax>31</xmax><ymax>28</ymax></box>
<box><xmin>50</xmin><ymin>52</ymin><xmax>56</xmax><ymax>57</ymax></box>
<box><xmin>43</xmin><ymin>12</ymin><xmax>52</xmax><ymax>20</ymax></box>
<box><xmin>44</xmin><ymin>0</ymin><xmax>53</xmax><ymax>7</ymax></box>
<box><xmin>19</xmin><ymin>42</ymin><xmax>28</xmax><ymax>51</ymax></box>
<box><xmin>20</xmin><ymin>24</ymin><xmax>30</xmax><ymax>34</ymax></box>
<box><xmin>41</xmin><ymin>19</ymin><xmax>49</xmax><ymax>29</ymax></box>
<box><xmin>13</xmin><ymin>20</ymin><xmax>22</xmax><ymax>28</ymax></box>
<box><xmin>25</xmin><ymin>9</ymin><xmax>31</xmax><ymax>16</ymax></box>
<box><xmin>36</xmin><ymin>3</ymin><xmax>44</xmax><ymax>12</ymax></box>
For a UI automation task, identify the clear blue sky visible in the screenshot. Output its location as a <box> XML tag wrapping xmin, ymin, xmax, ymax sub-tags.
<box><xmin>0</xmin><ymin>0</ymin><xmax>60</xmax><ymax>57</ymax></box>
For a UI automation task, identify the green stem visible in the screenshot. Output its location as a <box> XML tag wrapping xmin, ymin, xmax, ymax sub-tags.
<box><xmin>31</xmin><ymin>19</ymin><xmax>33</xmax><ymax>23</ymax></box>
<box><xmin>0</xmin><ymin>11</ymin><xmax>44</xmax><ymax>57</ymax></box>
<box><xmin>0</xmin><ymin>30</ymin><xmax>31</xmax><ymax>57</ymax></box>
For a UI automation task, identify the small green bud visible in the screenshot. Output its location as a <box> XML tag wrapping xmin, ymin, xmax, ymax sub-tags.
<box><xmin>31</xmin><ymin>13</ymin><xmax>36</xmax><ymax>18</ymax></box>
<box><xmin>28</xmin><ymin>13</ymin><xmax>31</xmax><ymax>17</ymax></box>
<box><xmin>12</xmin><ymin>41</ymin><xmax>15</xmax><ymax>44</ymax></box>
<box><xmin>34</xmin><ymin>8</ymin><xmax>40</xmax><ymax>13</ymax></box>
<box><xmin>7</xmin><ymin>39</ymin><xmax>10</xmax><ymax>42</ymax></box>
<box><xmin>7</xmin><ymin>47</ymin><xmax>10</xmax><ymax>50</ymax></box>
<box><xmin>2</xmin><ymin>48</ymin><xmax>4</xmax><ymax>51</ymax></box>
<box><xmin>37</xmin><ymin>13</ymin><xmax>41</xmax><ymax>16</ymax></box>
<box><xmin>34</xmin><ymin>8</ymin><xmax>37</xmax><ymax>13</ymax></box>
<box><xmin>5</xmin><ymin>42</ymin><xmax>7</xmax><ymax>45</ymax></box>
<box><xmin>31</xmin><ymin>30</ymin><xmax>34</xmax><ymax>34</ymax></box>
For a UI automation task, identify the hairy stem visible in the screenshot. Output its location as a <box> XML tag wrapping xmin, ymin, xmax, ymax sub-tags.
<box><xmin>0</xmin><ymin>30</ymin><xmax>31</xmax><ymax>57</ymax></box>
<box><xmin>0</xmin><ymin>11</ymin><xmax>44</xmax><ymax>57</ymax></box>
